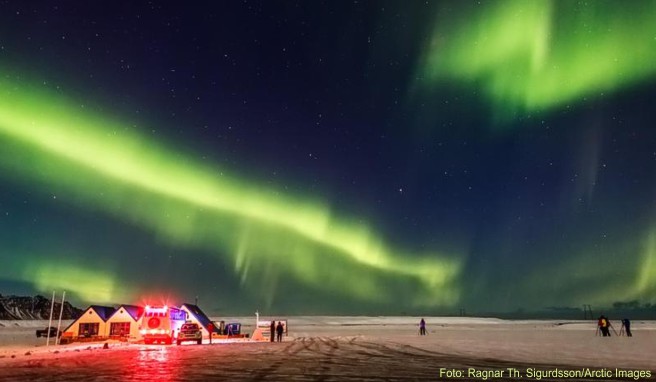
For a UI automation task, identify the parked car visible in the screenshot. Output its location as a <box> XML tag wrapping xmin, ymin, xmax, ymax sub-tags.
<box><xmin>176</xmin><ymin>322</ymin><xmax>202</xmax><ymax>345</ymax></box>
<box><xmin>36</xmin><ymin>326</ymin><xmax>61</xmax><ymax>338</ymax></box>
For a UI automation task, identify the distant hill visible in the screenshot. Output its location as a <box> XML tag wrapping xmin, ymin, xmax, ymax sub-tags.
<box><xmin>463</xmin><ymin>304</ymin><xmax>656</xmax><ymax>320</ymax></box>
<box><xmin>0</xmin><ymin>294</ymin><xmax>83</xmax><ymax>320</ymax></box>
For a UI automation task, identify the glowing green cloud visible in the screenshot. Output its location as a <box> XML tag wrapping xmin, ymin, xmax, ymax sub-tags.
<box><xmin>418</xmin><ymin>0</ymin><xmax>656</xmax><ymax>115</ymax></box>
<box><xmin>26</xmin><ymin>263</ymin><xmax>117</xmax><ymax>302</ymax></box>
<box><xmin>0</xmin><ymin>71</ymin><xmax>461</xmax><ymax>306</ymax></box>
<box><xmin>636</xmin><ymin>231</ymin><xmax>656</xmax><ymax>300</ymax></box>
<box><xmin>516</xmin><ymin>230</ymin><xmax>654</xmax><ymax>309</ymax></box>
<box><xmin>0</xmin><ymin>253</ymin><xmax>118</xmax><ymax>302</ymax></box>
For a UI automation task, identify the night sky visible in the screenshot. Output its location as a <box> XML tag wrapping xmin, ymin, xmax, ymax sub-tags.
<box><xmin>1</xmin><ymin>0</ymin><xmax>655</xmax><ymax>315</ymax></box>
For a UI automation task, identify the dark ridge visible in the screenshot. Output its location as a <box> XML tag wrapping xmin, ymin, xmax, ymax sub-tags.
<box><xmin>0</xmin><ymin>294</ymin><xmax>83</xmax><ymax>320</ymax></box>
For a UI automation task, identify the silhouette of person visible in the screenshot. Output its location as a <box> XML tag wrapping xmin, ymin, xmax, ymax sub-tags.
<box><xmin>419</xmin><ymin>318</ymin><xmax>426</xmax><ymax>336</ymax></box>
<box><xmin>622</xmin><ymin>318</ymin><xmax>632</xmax><ymax>337</ymax></box>
<box><xmin>276</xmin><ymin>321</ymin><xmax>284</xmax><ymax>342</ymax></box>
<box><xmin>597</xmin><ymin>315</ymin><xmax>603</xmax><ymax>335</ymax></box>
<box><xmin>598</xmin><ymin>315</ymin><xmax>610</xmax><ymax>337</ymax></box>
<box><xmin>270</xmin><ymin>320</ymin><xmax>275</xmax><ymax>342</ymax></box>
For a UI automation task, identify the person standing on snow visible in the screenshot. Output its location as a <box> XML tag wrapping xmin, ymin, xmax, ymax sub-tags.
<box><xmin>276</xmin><ymin>321</ymin><xmax>284</xmax><ymax>342</ymax></box>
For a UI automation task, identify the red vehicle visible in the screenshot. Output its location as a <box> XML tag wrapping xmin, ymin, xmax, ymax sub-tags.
<box><xmin>139</xmin><ymin>305</ymin><xmax>187</xmax><ymax>345</ymax></box>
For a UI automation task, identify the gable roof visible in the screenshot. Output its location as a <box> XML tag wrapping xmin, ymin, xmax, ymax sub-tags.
<box><xmin>89</xmin><ymin>305</ymin><xmax>117</xmax><ymax>321</ymax></box>
<box><xmin>108</xmin><ymin>305</ymin><xmax>143</xmax><ymax>321</ymax></box>
<box><xmin>181</xmin><ymin>303</ymin><xmax>219</xmax><ymax>333</ymax></box>
<box><xmin>122</xmin><ymin>305</ymin><xmax>143</xmax><ymax>320</ymax></box>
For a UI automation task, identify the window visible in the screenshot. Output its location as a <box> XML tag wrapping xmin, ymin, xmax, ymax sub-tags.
<box><xmin>110</xmin><ymin>322</ymin><xmax>131</xmax><ymax>336</ymax></box>
<box><xmin>79</xmin><ymin>323</ymin><xmax>99</xmax><ymax>337</ymax></box>
<box><xmin>170</xmin><ymin>308</ymin><xmax>186</xmax><ymax>321</ymax></box>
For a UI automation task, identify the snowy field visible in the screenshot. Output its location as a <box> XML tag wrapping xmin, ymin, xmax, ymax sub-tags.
<box><xmin>1</xmin><ymin>317</ymin><xmax>655</xmax><ymax>381</ymax></box>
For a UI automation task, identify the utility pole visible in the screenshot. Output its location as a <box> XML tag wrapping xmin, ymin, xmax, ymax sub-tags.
<box><xmin>56</xmin><ymin>291</ymin><xmax>66</xmax><ymax>345</ymax></box>
<box><xmin>46</xmin><ymin>291</ymin><xmax>55</xmax><ymax>347</ymax></box>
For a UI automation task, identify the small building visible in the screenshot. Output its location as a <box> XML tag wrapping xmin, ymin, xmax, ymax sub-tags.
<box><xmin>180</xmin><ymin>303</ymin><xmax>220</xmax><ymax>339</ymax></box>
<box><xmin>62</xmin><ymin>305</ymin><xmax>116</xmax><ymax>340</ymax></box>
<box><xmin>105</xmin><ymin>305</ymin><xmax>143</xmax><ymax>340</ymax></box>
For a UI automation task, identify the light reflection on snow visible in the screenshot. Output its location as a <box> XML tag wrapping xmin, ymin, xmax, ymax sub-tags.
<box><xmin>128</xmin><ymin>346</ymin><xmax>180</xmax><ymax>381</ymax></box>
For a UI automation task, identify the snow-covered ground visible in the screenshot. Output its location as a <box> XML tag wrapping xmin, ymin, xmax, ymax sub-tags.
<box><xmin>1</xmin><ymin>317</ymin><xmax>654</xmax><ymax>381</ymax></box>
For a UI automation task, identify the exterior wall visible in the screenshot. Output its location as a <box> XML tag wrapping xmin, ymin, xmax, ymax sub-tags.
<box><xmin>105</xmin><ymin>308</ymin><xmax>140</xmax><ymax>339</ymax></box>
<box><xmin>65</xmin><ymin>308</ymin><xmax>107</xmax><ymax>338</ymax></box>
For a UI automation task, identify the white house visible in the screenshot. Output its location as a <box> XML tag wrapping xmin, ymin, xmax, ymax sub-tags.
<box><xmin>180</xmin><ymin>303</ymin><xmax>220</xmax><ymax>339</ymax></box>
<box><xmin>62</xmin><ymin>305</ymin><xmax>116</xmax><ymax>340</ymax></box>
<box><xmin>105</xmin><ymin>305</ymin><xmax>143</xmax><ymax>340</ymax></box>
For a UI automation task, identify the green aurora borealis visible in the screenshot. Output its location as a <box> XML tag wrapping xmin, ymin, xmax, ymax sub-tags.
<box><xmin>0</xmin><ymin>73</ymin><xmax>460</xmax><ymax>308</ymax></box>
<box><xmin>1</xmin><ymin>1</ymin><xmax>655</xmax><ymax>315</ymax></box>
<box><xmin>419</xmin><ymin>0</ymin><xmax>656</xmax><ymax>117</ymax></box>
